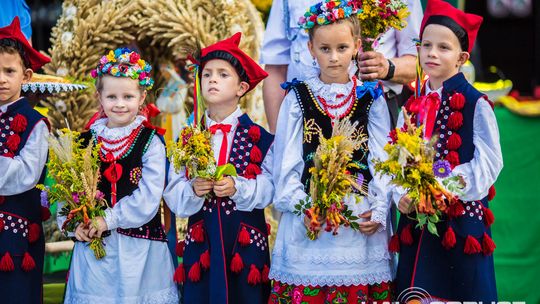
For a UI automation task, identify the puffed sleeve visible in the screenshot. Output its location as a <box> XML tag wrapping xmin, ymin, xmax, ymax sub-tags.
<box><xmin>395</xmin><ymin>0</ymin><xmax>423</xmax><ymax>57</ymax></box>
<box><xmin>260</xmin><ymin>0</ymin><xmax>291</xmax><ymax>65</ymax></box>
<box><xmin>0</xmin><ymin>120</ymin><xmax>48</xmax><ymax>195</ymax></box>
<box><xmin>272</xmin><ymin>91</ymin><xmax>308</xmax><ymax>213</ymax></box>
<box><xmin>451</xmin><ymin>98</ymin><xmax>503</xmax><ymax>201</ymax></box>
<box><xmin>231</xmin><ymin>146</ymin><xmax>274</xmax><ymax>211</ymax></box>
<box><xmin>366</xmin><ymin>95</ymin><xmax>392</xmax><ymax>230</ymax></box>
<box><xmin>163</xmin><ymin>148</ymin><xmax>205</xmax><ymax>218</ymax></box>
<box><xmin>103</xmin><ymin>136</ymin><xmax>166</xmax><ymax>230</ymax></box>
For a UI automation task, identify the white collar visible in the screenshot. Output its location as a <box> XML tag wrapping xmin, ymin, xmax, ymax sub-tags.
<box><xmin>205</xmin><ymin>107</ymin><xmax>243</xmax><ymax>128</ymax></box>
<box><xmin>425</xmin><ymin>80</ymin><xmax>444</xmax><ymax>96</ymax></box>
<box><xmin>0</xmin><ymin>97</ymin><xmax>23</xmax><ymax>113</ymax></box>
<box><xmin>90</xmin><ymin>115</ymin><xmax>146</xmax><ymax>139</ymax></box>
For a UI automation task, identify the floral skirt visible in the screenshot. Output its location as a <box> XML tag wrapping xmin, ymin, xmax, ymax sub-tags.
<box><xmin>268</xmin><ymin>280</ymin><xmax>392</xmax><ymax>304</ymax></box>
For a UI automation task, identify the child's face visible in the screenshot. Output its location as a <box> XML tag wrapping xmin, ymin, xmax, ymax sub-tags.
<box><xmin>0</xmin><ymin>52</ymin><xmax>32</xmax><ymax>105</ymax></box>
<box><xmin>201</xmin><ymin>59</ymin><xmax>249</xmax><ymax>107</ymax></box>
<box><xmin>97</xmin><ymin>75</ymin><xmax>146</xmax><ymax>128</ymax></box>
<box><xmin>308</xmin><ymin>22</ymin><xmax>360</xmax><ymax>84</ymax></box>
<box><xmin>420</xmin><ymin>24</ymin><xmax>469</xmax><ymax>86</ymax></box>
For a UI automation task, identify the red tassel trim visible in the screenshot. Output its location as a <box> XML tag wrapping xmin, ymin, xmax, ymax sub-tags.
<box><xmin>230</xmin><ymin>253</ymin><xmax>244</xmax><ymax>274</ymax></box>
<box><xmin>247</xmin><ymin>264</ymin><xmax>261</xmax><ymax>285</ymax></box>
<box><xmin>238</xmin><ymin>227</ymin><xmax>251</xmax><ymax>247</ymax></box>
<box><xmin>173</xmin><ymin>263</ymin><xmax>185</xmax><ymax>283</ymax></box>
<box><xmin>192</xmin><ymin>224</ymin><xmax>205</xmax><ymax>243</ymax></box>
<box><xmin>448</xmin><ymin>201</ymin><xmax>465</xmax><ymax>218</ymax></box>
<box><xmin>442</xmin><ymin>227</ymin><xmax>456</xmax><ymax>250</ymax></box>
<box><xmin>483</xmin><ymin>208</ymin><xmax>495</xmax><ymax>227</ymax></box>
<box><xmin>400</xmin><ymin>224</ymin><xmax>413</xmax><ymax>246</ymax></box>
<box><xmin>464</xmin><ymin>235</ymin><xmax>482</xmax><ymax>255</ymax></box>
<box><xmin>175</xmin><ymin>240</ymin><xmax>185</xmax><ymax>257</ymax></box>
<box><xmin>200</xmin><ymin>250</ymin><xmax>210</xmax><ymax>270</ymax></box>
<box><xmin>482</xmin><ymin>233</ymin><xmax>496</xmax><ymax>256</ymax></box>
<box><xmin>28</xmin><ymin>223</ymin><xmax>40</xmax><ymax>243</ymax></box>
<box><xmin>388</xmin><ymin>234</ymin><xmax>400</xmax><ymax>253</ymax></box>
<box><xmin>188</xmin><ymin>262</ymin><xmax>201</xmax><ymax>282</ymax></box>
<box><xmin>0</xmin><ymin>252</ymin><xmax>14</xmax><ymax>272</ymax></box>
<box><xmin>21</xmin><ymin>252</ymin><xmax>36</xmax><ymax>272</ymax></box>
<box><xmin>41</xmin><ymin>206</ymin><xmax>51</xmax><ymax>222</ymax></box>
<box><xmin>488</xmin><ymin>185</ymin><xmax>496</xmax><ymax>201</ymax></box>
<box><xmin>262</xmin><ymin>265</ymin><xmax>270</xmax><ymax>283</ymax></box>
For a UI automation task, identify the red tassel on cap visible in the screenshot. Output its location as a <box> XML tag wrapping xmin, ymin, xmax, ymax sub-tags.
<box><xmin>200</xmin><ymin>250</ymin><xmax>210</xmax><ymax>270</ymax></box>
<box><xmin>21</xmin><ymin>252</ymin><xmax>36</xmax><ymax>272</ymax></box>
<box><xmin>0</xmin><ymin>252</ymin><xmax>15</xmax><ymax>272</ymax></box>
<box><xmin>28</xmin><ymin>223</ymin><xmax>40</xmax><ymax>243</ymax></box>
<box><xmin>175</xmin><ymin>240</ymin><xmax>185</xmax><ymax>257</ymax></box>
<box><xmin>483</xmin><ymin>208</ymin><xmax>495</xmax><ymax>227</ymax></box>
<box><xmin>442</xmin><ymin>227</ymin><xmax>456</xmax><ymax>250</ymax></box>
<box><xmin>230</xmin><ymin>253</ymin><xmax>244</xmax><ymax>274</ymax></box>
<box><xmin>400</xmin><ymin>224</ymin><xmax>413</xmax><ymax>246</ymax></box>
<box><xmin>238</xmin><ymin>227</ymin><xmax>251</xmax><ymax>246</ymax></box>
<box><xmin>388</xmin><ymin>234</ymin><xmax>400</xmax><ymax>253</ymax></box>
<box><xmin>192</xmin><ymin>224</ymin><xmax>205</xmax><ymax>243</ymax></box>
<box><xmin>188</xmin><ymin>262</ymin><xmax>201</xmax><ymax>282</ymax></box>
<box><xmin>482</xmin><ymin>233</ymin><xmax>496</xmax><ymax>256</ymax></box>
<box><xmin>173</xmin><ymin>263</ymin><xmax>185</xmax><ymax>283</ymax></box>
<box><xmin>464</xmin><ymin>235</ymin><xmax>482</xmax><ymax>254</ymax></box>
<box><xmin>41</xmin><ymin>206</ymin><xmax>51</xmax><ymax>222</ymax></box>
<box><xmin>488</xmin><ymin>185</ymin><xmax>496</xmax><ymax>201</ymax></box>
<box><xmin>262</xmin><ymin>265</ymin><xmax>270</xmax><ymax>283</ymax></box>
<box><xmin>247</xmin><ymin>264</ymin><xmax>261</xmax><ymax>285</ymax></box>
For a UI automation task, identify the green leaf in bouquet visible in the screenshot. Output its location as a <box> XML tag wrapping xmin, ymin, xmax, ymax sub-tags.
<box><xmin>349</xmin><ymin>221</ymin><xmax>360</xmax><ymax>230</ymax></box>
<box><xmin>214</xmin><ymin>163</ymin><xmax>237</xmax><ymax>180</ymax></box>
<box><xmin>428</xmin><ymin>213</ymin><xmax>439</xmax><ymax>223</ymax></box>
<box><xmin>427</xmin><ymin>221</ymin><xmax>439</xmax><ymax>236</ymax></box>
<box><xmin>417</xmin><ymin>213</ymin><xmax>427</xmax><ymax>228</ymax></box>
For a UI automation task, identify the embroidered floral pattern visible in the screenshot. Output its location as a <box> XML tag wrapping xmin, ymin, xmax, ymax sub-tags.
<box><xmin>129</xmin><ymin>167</ymin><xmax>142</xmax><ymax>185</ymax></box>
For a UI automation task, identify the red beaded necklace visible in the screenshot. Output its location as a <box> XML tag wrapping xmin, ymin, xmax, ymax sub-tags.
<box><xmin>98</xmin><ymin>125</ymin><xmax>142</xmax><ymax>162</ymax></box>
<box><xmin>316</xmin><ymin>77</ymin><xmax>357</xmax><ymax>120</ymax></box>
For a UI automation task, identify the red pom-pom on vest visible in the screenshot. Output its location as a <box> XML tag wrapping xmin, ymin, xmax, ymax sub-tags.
<box><xmin>464</xmin><ymin>235</ymin><xmax>482</xmax><ymax>254</ymax></box>
<box><xmin>6</xmin><ymin>134</ymin><xmax>21</xmax><ymax>152</ymax></box>
<box><xmin>238</xmin><ymin>227</ymin><xmax>251</xmax><ymax>247</ymax></box>
<box><xmin>188</xmin><ymin>262</ymin><xmax>201</xmax><ymax>282</ymax></box>
<box><xmin>450</xmin><ymin>93</ymin><xmax>466</xmax><ymax>110</ymax></box>
<box><xmin>249</xmin><ymin>145</ymin><xmax>263</xmax><ymax>163</ymax></box>
<box><xmin>400</xmin><ymin>224</ymin><xmax>413</xmax><ymax>246</ymax></box>
<box><xmin>446</xmin><ymin>133</ymin><xmax>462</xmax><ymax>151</ymax></box>
<box><xmin>442</xmin><ymin>227</ymin><xmax>457</xmax><ymax>250</ymax></box>
<box><xmin>445</xmin><ymin>151</ymin><xmax>460</xmax><ymax>168</ymax></box>
<box><xmin>175</xmin><ymin>240</ymin><xmax>185</xmax><ymax>257</ymax></box>
<box><xmin>262</xmin><ymin>265</ymin><xmax>270</xmax><ymax>283</ymax></box>
<box><xmin>388</xmin><ymin>234</ymin><xmax>400</xmax><ymax>253</ymax></box>
<box><xmin>173</xmin><ymin>263</ymin><xmax>185</xmax><ymax>283</ymax></box>
<box><xmin>247</xmin><ymin>264</ymin><xmax>261</xmax><ymax>285</ymax></box>
<box><xmin>448</xmin><ymin>201</ymin><xmax>465</xmax><ymax>218</ymax></box>
<box><xmin>482</xmin><ymin>233</ymin><xmax>496</xmax><ymax>255</ymax></box>
<box><xmin>192</xmin><ymin>224</ymin><xmax>205</xmax><ymax>243</ymax></box>
<box><xmin>488</xmin><ymin>185</ymin><xmax>496</xmax><ymax>201</ymax></box>
<box><xmin>200</xmin><ymin>250</ymin><xmax>210</xmax><ymax>270</ymax></box>
<box><xmin>447</xmin><ymin>111</ymin><xmax>464</xmax><ymax>130</ymax></box>
<box><xmin>28</xmin><ymin>223</ymin><xmax>40</xmax><ymax>243</ymax></box>
<box><xmin>230</xmin><ymin>253</ymin><xmax>244</xmax><ymax>274</ymax></box>
<box><xmin>0</xmin><ymin>252</ymin><xmax>14</xmax><ymax>272</ymax></box>
<box><xmin>248</xmin><ymin>126</ymin><xmax>261</xmax><ymax>143</ymax></box>
<box><xmin>483</xmin><ymin>208</ymin><xmax>495</xmax><ymax>227</ymax></box>
<box><xmin>21</xmin><ymin>252</ymin><xmax>36</xmax><ymax>272</ymax></box>
<box><xmin>11</xmin><ymin>114</ymin><xmax>28</xmax><ymax>133</ymax></box>
<box><xmin>244</xmin><ymin>163</ymin><xmax>262</xmax><ymax>179</ymax></box>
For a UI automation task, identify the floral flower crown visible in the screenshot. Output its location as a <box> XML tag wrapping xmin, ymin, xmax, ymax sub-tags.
<box><xmin>90</xmin><ymin>48</ymin><xmax>154</xmax><ymax>90</ymax></box>
<box><xmin>298</xmin><ymin>0</ymin><xmax>362</xmax><ymax>30</ymax></box>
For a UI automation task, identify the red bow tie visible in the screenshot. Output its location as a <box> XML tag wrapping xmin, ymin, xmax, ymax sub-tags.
<box><xmin>209</xmin><ymin>123</ymin><xmax>232</xmax><ymax>166</ymax></box>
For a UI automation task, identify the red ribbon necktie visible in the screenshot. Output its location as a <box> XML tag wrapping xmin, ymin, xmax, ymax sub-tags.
<box><xmin>409</xmin><ymin>92</ymin><xmax>441</xmax><ymax>140</ymax></box>
<box><xmin>209</xmin><ymin>124</ymin><xmax>232</xmax><ymax>166</ymax></box>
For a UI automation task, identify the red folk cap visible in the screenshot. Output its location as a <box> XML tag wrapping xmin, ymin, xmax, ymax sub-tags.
<box><xmin>420</xmin><ymin>0</ymin><xmax>483</xmax><ymax>53</ymax></box>
<box><xmin>200</xmin><ymin>32</ymin><xmax>268</xmax><ymax>93</ymax></box>
<box><xmin>0</xmin><ymin>17</ymin><xmax>50</xmax><ymax>71</ymax></box>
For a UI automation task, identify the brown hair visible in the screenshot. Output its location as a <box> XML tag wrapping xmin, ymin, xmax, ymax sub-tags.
<box><xmin>0</xmin><ymin>39</ymin><xmax>30</xmax><ymax>69</ymax></box>
<box><xmin>308</xmin><ymin>16</ymin><xmax>361</xmax><ymax>41</ymax></box>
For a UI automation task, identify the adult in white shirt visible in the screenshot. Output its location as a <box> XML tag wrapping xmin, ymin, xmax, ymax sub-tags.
<box><xmin>261</xmin><ymin>0</ymin><xmax>423</xmax><ymax>132</ymax></box>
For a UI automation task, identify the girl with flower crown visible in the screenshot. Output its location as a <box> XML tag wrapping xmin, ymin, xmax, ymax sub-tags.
<box><xmin>268</xmin><ymin>1</ymin><xmax>394</xmax><ymax>303</ymax></box>
<box><xmin>57</xmin><ymin>48</ymin><xmax>178</xmax><ymax>304</ymax></box>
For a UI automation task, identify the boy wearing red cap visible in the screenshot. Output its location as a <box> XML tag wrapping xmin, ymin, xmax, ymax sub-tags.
<box><xmin>392</xmin><ymin>0</ymin><xmax>503</xmax><ymax>301</ymax></box>
<box><xmin>164</xmin><ymin>33</ymin><xmax>274</xmax><ymax>304</ymax></box>
<box><xmin>0</xmin><ymin>17</ymin><xmax>51</xmax><ymax>303</ymax></box>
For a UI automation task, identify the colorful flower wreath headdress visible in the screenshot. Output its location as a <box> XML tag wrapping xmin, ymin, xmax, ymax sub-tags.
<box><xmin>298</xmin><ymin>0</ymin><xmax>362</xmax><ymax>30</ymax></box>
<box><xmin>90</xmin><ymin>48</ymin><xmax>154</xmax><ymax>90</ymax></box>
